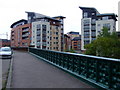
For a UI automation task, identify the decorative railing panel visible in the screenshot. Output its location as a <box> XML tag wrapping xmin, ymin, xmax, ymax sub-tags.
<box><xmin>29</xmin><ymin>48</ymin><xmax>120</xmax><ymax>89</ymax></box>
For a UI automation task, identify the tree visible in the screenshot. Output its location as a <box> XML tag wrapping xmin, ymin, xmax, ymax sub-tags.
<box><xmin>85</xmin><ymin>27</ymin><xmax>120</xmax><ymax>59</ymax></box>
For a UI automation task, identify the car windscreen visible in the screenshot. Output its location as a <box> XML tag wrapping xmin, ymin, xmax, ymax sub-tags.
<box><xmin>0</xmin><ymin>48</ymin><xmax>11</xmax><ymax>51</ymax></box>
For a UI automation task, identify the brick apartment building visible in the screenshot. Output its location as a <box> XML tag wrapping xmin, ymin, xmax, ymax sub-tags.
<box><xmin>66</xmin><ymin>31</ymin><xmax>81</xmax><ymax>52</ymax></box>
<box><xmin>71</xmin><ymin>36</ymin><xmax>81</xmax><ymax>52</ymax></box>
<box><xmin>10</xmin><ymin>19</ymin><xmax>31</xmax><ymax>47</ymax></box>
<box><xmin>0</xmin><ymin>39</ymin><xmax>10</xmax><ymax>48</ymax></box>
<box><xmin>10</xmin><ymin>12</ymin><xmax>65</xmax><ymax>51</ymax></box>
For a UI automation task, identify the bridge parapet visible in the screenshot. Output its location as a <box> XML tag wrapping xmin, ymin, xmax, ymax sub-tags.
<box><xmin>29</xmin><ymin>47</ymin><xmax>120</xmax><ymax>89</ymax></box>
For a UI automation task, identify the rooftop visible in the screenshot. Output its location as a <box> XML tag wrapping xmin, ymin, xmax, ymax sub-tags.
<box><xmin>26</xmin><ymin>11</ymin><xmax>62</xmax><ymax>22</ymax></box>
<box><xmin>53</xmin><ymin>16</ymin><xmax>66</xmax><ymax>19</ymax></box>
<box><xmin>79</xmin><ymin>6</ymin><xmax>100</xmax><ymax>14</ymax></box>
<box><xmin>10</xmin><ymin>19</ymin><xmax>27</xmax><ymax>28</ymax></box>
<box><xmin>67</xmin><ymin>31</ymin><xmax>79</xmax><ymax>35</ymax></box>
<box><xmin>72</xmin><ymin>37</ymin><xmax>81</xmax><ymax>41</ymax></box>
<box><xmin>97</xmin><ymin>13</ymin><xmax>117</xmax><ymax>21</ymax></box>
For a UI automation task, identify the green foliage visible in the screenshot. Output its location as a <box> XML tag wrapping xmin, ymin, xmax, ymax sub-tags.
<box><xmin>85</xmin><ymin>27</ymin><xmax>120</xmax><ymax>59</ymax></box>
<box><xmin>69</xmin><ymin>49</ymin><xmax>76</xmax><ymax>53</ymax></box>
<box><xmin>64</xmin><ymin>48</ymin><xmax>76</xmax><ymax>53</ymax></box>
<box><xmin>64</xmin><ymin>49</ymin><xmax>69</xmax><ymax>52</ymax></box>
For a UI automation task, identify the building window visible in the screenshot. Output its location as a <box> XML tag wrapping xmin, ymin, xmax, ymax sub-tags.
<box><xmin>97</xmin><ymin>24</ymin><xmax>101</xmax><ymax>26</ymax></box>
<box><xmin>56</xmin><ymin>37</ymin><xmax>58</xmax><ymax>39</ymax></box>
<box><xmin>56</xmin><ymin>47</ymin><xmax>58</xmax><ymax>50</ymax></box>
<box><xmin>56</xmin><ymin>32</ymin><xmax>58</xmax><ymax>35</ymax></box>
<box><xmin>92</xmin><ymin>13</ymin><xmax>95</xmax><ymax>15</ymax></box>
<box><xmin>83</xmin><ymin>19</ymin><xmax>90</xmax><ymax>25</ymax></box>
<box><xmin>50</xmin><ymin>37</ymin><xmax>52</xmax><ymax>40</ymax></box>
<box><xmin>84</xmin><ymin>12</ymin><xmax>88</xmax><ymax>18</ymax></box>
<box><xmin>102</xmin><ymin>16</ymin><xmax>108</xmax><ymax>20</ymax></box>
<box><xmin>56</xmin><ymin>26</ymin><xmax>59</xmax><ymax>30</ymax></box>
<box><xmin>103</xmin><ymin>23</ymin><xmax>111</xmax><ymax>30</ymax></box>
<box><xmin>37</xmin><ymin>24</ymin><xmax>41</xmax><ymax>29</ymax></box>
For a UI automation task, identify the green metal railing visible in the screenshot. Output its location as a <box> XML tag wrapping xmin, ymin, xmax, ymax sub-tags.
<box><xmin>29</xmin><ymin>47</ymin><xmax>120</xmax><ymax>89</ymax></box>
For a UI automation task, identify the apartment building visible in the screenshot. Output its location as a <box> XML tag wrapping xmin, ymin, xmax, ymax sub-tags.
<box><xmin>79</xmin><ymin>6</ymin><xmax>117</xmax><ymax>51</ymax></box>
<box><xmin>0</xmin><ymin>39</ymin><xmax>10</xmax><ymax>48</ymax></box>
<box><xmin>67</xmin><ymin>31</ymin><xmax>80</xmax><ymax>39</ymax></box>
<box><xmin>64</xmin><ymin>34</ymin><xmax>71</xmax><ymax>51</ymax></box>
<box><xmin>10</xmin><ymin>19</ymin><xmax>31</xmax><ymax>47</ymax></box>
<box><xmin>96</xmin><ymin>13</ymin><xmax>117</xmax><ymax>36</ymax></box>
<box><xmin>117</xmin><ymin>31</ymin><xmax>120</xmax><ymax>38</ymax></box>
<box><xmin>71</xmin><ymin>36</ymin><xmax>81</xmax><ymax>52</ymax></box>
<box><xmin>26</xmin><ymin>12</ymin><xmax>65</xmax><ymax>51</ymax></box>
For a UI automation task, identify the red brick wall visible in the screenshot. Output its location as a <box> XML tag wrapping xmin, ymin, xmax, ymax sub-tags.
<box><xmin>11</xmin><ymin>23</ymin><xmax>31</xmax><ymax>47</ymax></box>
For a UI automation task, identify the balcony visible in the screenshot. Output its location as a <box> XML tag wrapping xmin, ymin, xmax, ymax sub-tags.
<box><xmin>22</xmin><ymin>33</ymin><xmax>29</xmax><ymax>38</ymax></box>
<box><xmin>22</xmin><ymin>28</ymin><xmax>29</xmax><ymax>33</ymax></box>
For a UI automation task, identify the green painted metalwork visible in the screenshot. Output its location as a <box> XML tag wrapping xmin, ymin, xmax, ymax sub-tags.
<box><xmin>28</xmin><ymin>47</ymin><xmax>120</xmax><ymax>89</ymax></box>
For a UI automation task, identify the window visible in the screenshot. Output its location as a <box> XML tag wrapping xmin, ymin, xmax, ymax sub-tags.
<box><xmin>84</xmin><ymin>12</ymin><xmax>88</xmax><ymax>18</ymax></box>
<box><xmin>56</xmin><ymin>47</ymin><xmax>58</xmax><ymax>50</ymax></box>
<box><xmin>83</xmin><ymin>19</ymin><xmax>90</xmax><ymax>25</ymax></box>
<box><xmin>56</xmin><ymin>37</ymin><xmax>58</xmax><ymax>39</ymax></box>
<box><xmin>92</xmin><ymin>13</ymin><xmax>95</xmax><ymax>15</ymax></box>
<box><xmin>102</xmin><ymin>16</ymin><xmax>108</xmax><ymax>20</ymax></box>
<box><xmin>56</xmin><ymin>26</ymin><xmax>59</xmax><ymax>30</ymax></box>
<box><xmin>97</xmin><ymin>24</ymin><xmax>101</xmax><ymax>26</ymax></box>
<box><xmin>56</xmin><ymin>32</ymin><xmax>58</xmax><ymax>35</ymax></box>
<box><xmin>103</xmin><ymin>23</ymin><xmax>111</xmax><ymax>30</ymax></box>
<box><xmin>36</xmin><ymin>24</ymin><xmax>41</xmax><ymax>29</ymax></box>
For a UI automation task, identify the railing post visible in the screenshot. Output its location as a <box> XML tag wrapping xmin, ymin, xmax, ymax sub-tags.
<box><xmin>86</xmin><ymin>58</ymin><xmax>89</xmax><ymax>78</ymax></box>
<box><xmin>78</xmin><ymin>57</ymin><xmax>81</xmax><ymax>75</ymax></box>
<box><xmin>67</xmin><ymin>55</ymin><xmax>69</xmax><ymax>70</ymax></box>
<box><xmin>72</xmin><ymin>56</ymin><xmax>75</xmax><ymax>72</ymax></box>
<box><xmin>96</xmin><ymin>60</ymin><xmax>99</xmax><ymax>82</ymax></box>
<box><xmin>108</xmin><ymin>62</ymin><xmax>112</xmax><ymax>89</ymax></box>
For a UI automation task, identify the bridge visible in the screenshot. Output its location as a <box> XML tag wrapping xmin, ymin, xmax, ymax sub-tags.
<box><xmin>7</xmin><ymin>48</ymin><xmax>120</xmax><ymax>89</ymax></box>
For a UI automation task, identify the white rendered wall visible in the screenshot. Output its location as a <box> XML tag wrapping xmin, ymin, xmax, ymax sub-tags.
<box><xmin>31</xmin><ymin>21</ymin><xmax>50</xmax><ymax>49</ymax></box>
<box><xmin>81</xmin><ymin>18</ymin><xmax>91</xmax><ymax>50</ymax></box>
<box><xmin>96</xmin><ymin>19</ymin><xmax>116</xmax><ymax>37</ymax></box>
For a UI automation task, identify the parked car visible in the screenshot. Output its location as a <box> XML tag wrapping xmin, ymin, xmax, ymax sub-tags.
<box><xmin>0</xmin><ymin>47</ymin><xmax>13</xmax><ymax>59</ymax></box>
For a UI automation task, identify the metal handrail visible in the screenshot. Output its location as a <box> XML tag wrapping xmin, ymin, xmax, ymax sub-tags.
<box><xmin>29</xmin><ymin>47</ymin><xmax>120</xmax><ymax>89</ymax></box>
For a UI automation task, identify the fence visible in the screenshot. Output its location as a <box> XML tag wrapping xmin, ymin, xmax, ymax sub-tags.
<box><xmin>29</xmin><ymin>47</ymin><xmax>120</xmax><ymax>89</ymax></box>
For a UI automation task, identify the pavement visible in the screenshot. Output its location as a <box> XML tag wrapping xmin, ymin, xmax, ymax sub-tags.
<box><xmin>11</xmin><ymin>50</ymin><xmax>93</xmax><ymax>88</ymax></box>
<box><xmin>2</xmin><ymin>58</ymin><xmax>11</xmax><ymax>88</ymax></box>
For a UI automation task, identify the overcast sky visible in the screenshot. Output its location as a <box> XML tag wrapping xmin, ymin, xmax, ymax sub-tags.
<box><xmin>0</xmin><ymin>0</ymin><xmax>119</xmax><ymax>39</ymax></box>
